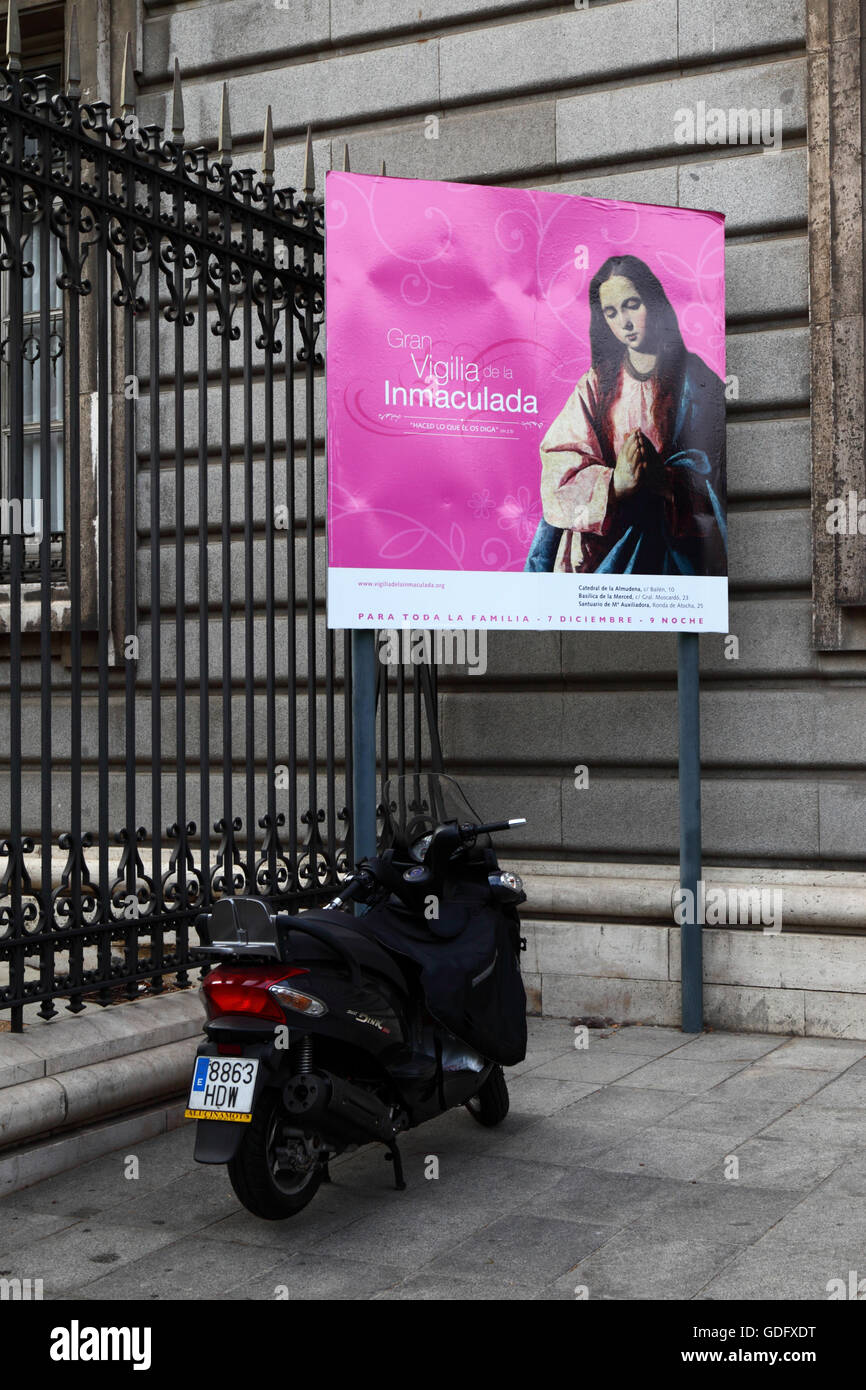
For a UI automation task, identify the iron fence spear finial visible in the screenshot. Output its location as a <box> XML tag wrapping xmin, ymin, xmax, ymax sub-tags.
<box><xmin>120</xmin><ymin>32</ymin><xmax>136</xmax><ymax>116</ymax></box>
<box><xmin>218</xmin><ymin>82</ymin><xmax>232</xmax><ymax>165</ymax></box>
<box><xmin>171</xmin><ymin>57</ymin><xmax>185</xmax><ymax>144</ymax></box>
<box><xmin>302</xmin><ymin>124</ymin><xmax>315</xmax><ymax>195</ymax></box>
<box><xmin>66</xmin><ymin>6</ymin><xmax>81</xmax><ymax>98</ymax></box>
<box><xmin>5</xmin><ymin>0</ymin><xmax>21</xmax><ymax>74</ymax></box>
<box><xmin>262</xmin><ymin>105</ymin><xmax>274</xmax><ymax>186</ymax></box>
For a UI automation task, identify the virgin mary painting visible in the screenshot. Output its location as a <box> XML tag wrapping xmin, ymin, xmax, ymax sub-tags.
<box><xmin>524</xmin><ymin>254</ymin><xmax>726</xmax><ymax>576</ymax></box>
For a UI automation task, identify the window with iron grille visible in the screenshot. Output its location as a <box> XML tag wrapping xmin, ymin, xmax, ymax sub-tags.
<box><xmin>0</xmin><ymin>122</ymin><xmax>65</xmax><ymax>580</ymax></box>
<box><xmin>0</xmin><ymin>8</ymin><xmax>64</xmax><ymax>583</ymax></box>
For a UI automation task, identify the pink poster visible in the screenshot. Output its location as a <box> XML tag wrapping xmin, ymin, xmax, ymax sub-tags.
<box><xmin>326</xmin><ymin>172</ymin><xmax>727</xmax><ymax>633</ymax></box>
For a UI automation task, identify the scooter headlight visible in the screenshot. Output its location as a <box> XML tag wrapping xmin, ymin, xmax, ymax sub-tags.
<box><xmin>499</xmin><ymin>871</ymin><xmax>524</xmax><ymax>892</ymax></box>
<box><xmin>488</xmin><ymin>870</ymin><xmax>525</xmax><ymax>901</ymax></box>
<box><xmin>268</xmin><ymin>983</ymin><xmax>329</xmax><ymax>1018</ymax></box>
<box><xmin>409</xmin><ymin>832</ymin><xmax>433</xmax><ymax>863</ymax></box>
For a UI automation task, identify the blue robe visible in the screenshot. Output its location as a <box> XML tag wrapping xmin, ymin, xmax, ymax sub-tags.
<box><xmin>524</xmin><ymin>353</ymin><xmax>727</xmax><ymax>576</ymax></box>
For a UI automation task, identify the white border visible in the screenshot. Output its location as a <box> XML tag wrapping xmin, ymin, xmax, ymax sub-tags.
<box><xmin>328</xmin><ymin>568</ymin><xmax>728</xmax><ymax>632</ymax></box>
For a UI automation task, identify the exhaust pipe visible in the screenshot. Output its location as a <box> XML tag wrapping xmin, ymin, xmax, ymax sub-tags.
<box><xmin>282</xmin><ymin>1070</ymin><xmax>397</xmax><ymax>1144</ymax></box>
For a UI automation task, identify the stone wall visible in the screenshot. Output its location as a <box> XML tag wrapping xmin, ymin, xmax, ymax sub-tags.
<box><xmin>5</xmin><ymin>0</ymin><xmax>853</xmax><ymax>881</ymax></box>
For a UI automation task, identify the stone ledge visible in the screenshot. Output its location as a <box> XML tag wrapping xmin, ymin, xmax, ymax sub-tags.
<box><xmin>507</xmin><ymin>861</ymin><xmax>866</xmax><ymax>932</ymax></box>
<box><xmin>530</xmin><ymin>918</ymin><xmax>866</xmax><ymax>1039</ymax></box>
<box><xmin>0</xmin><ymin>1038</ymin><xmax>196</xmax><ymax>1154</ymax></box>
<box><xmin>0</xmin><ymin>990</ymin><xmax>205</xmax><ymax>1092</ymax></box>
<box><xmin>0</xmin><ymin>1099</ymin><xmax>187</xmax><ymax>1197</ymax></box>
<box><xmin>0</xmin><ymin>991</ymin><xmax>206</xmax><ymax>1184</ymax></box>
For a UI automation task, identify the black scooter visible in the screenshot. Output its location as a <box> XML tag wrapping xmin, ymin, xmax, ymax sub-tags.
<box><xmin>186</xmin><ymin>773</ymin><xmax>527</xmax><ymax>1219</ymax></box>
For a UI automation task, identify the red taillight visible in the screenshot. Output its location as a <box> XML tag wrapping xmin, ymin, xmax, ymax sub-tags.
<box><xmin>202</xmin><ymin>965</ymin><xmax>309</xmax><ymax>1022</ymax></box>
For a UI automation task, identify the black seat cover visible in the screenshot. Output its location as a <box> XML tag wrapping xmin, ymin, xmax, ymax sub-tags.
<box><xmin>339</xmin><ymin>887</ymin><xmax>528</xmax><ymax>1067</ymax></box>
<box><xmin>282</xmin><ymin>909</ymin><xmax>412</xmax><ymax>993</ymax></box>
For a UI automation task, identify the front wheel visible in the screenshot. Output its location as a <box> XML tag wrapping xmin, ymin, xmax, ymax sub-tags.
<box><xmin>228</xmin><ymin>1094</ymin><xmax>323</xmax><ymax>1220</ymax></box>
<box><xmin>464</xmin><ymin>1064</ymin><xmax>509</xmax><ymax>1127</ymax></box>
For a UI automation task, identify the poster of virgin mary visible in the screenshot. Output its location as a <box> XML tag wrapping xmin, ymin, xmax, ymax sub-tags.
<box><xmin>326</xmin><ymin>173</ymin><xmax>728</xmax><ymax>633</ymax></box>
<box><xmin>524</xmin><ymin>254</ymin><xmax>726</xmax><ymax>578</ymax></box>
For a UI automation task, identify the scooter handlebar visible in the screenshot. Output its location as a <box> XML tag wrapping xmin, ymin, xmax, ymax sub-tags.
<box><xmin>323</xmin><ymin>867</ymin><xmax>377</xmax><ymax>910</ymax></box>
<box><xmin>325</xmin><ymin>821</ymin><xmax>527</xmax><ymax>907</ymax></box>
<box><xmin>460</xmin><ymin>817</ymin><xmax>526</xmax><ymax>839</ymax></box>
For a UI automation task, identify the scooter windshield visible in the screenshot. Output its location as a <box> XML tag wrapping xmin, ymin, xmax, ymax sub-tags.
<box><xmin>381</xmin><ymin>773</ymin><xmax>490</xmax><ymax>856</ymax></box>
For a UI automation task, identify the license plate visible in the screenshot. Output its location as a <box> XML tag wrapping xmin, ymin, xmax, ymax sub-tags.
<box><xmin>184</xmin><ymin>1056</ymin><xmax>259</xmax><ymax>1123</ymax></box>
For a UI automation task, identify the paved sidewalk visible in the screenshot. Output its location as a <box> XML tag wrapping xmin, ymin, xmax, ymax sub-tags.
<box><xmin>2</xmin><ymin>1018</ymin><xmax>866</xmax><ymax>1300</ymax></box>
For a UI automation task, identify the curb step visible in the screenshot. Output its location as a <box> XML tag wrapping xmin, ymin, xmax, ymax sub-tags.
<box><xmin>0</xmin><ymin>1097</ymin><xmax>189</xmax><ymax>1196</ymax></box>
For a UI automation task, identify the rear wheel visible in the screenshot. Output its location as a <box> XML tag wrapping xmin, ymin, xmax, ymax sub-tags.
<box><xmin>464</xmin><ymin>1064</ymin><xmax>509</xmax><ymax>1127</ymax></box>
<box><xmin>228</xmin><ymin>1094</ymin><xmax>323</xmax><ymax>1220</ymax></box>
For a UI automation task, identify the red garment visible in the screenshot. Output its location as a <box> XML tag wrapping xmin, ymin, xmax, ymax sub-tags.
<box><xmin>539</xmin><ymin>365</ymin><xmax>705</xmax><ymax>573</ymax></box>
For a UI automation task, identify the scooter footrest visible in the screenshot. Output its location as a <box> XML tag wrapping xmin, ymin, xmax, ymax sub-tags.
<box><xmin>388</xmin><ymin>1056</ymin><xmax>438</xmax><ymax>1081</ymax></box>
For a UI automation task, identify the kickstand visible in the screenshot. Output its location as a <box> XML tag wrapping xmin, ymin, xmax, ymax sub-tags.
<box><xmin>320</xmin><ymin>1161</ymin><xmax>331</xmax><ymax>1185</ymax></box>
<box><xmin>384</xmin><ymin>1140</ymin><xmax>406</xmax><ymax>1191</ymax></box>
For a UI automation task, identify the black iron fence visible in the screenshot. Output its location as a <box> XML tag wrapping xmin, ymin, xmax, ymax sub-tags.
<box><xmin>0</xmin><ymin>18</ymin><xmax>439</xmax><ymax>1031</ymax></box>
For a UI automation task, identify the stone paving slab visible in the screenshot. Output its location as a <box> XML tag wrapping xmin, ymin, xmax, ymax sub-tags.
<box><xmin>2</xmin><ymin>1019</ymin><xmax>866</xmax><ymax>1300</ymax></box>
<box><xmin>223</xmin><ymin>1253</ymin><xmax>409</xmax><ymax>1302</ymax></box>
<box><xmin>426</xmin><ymin>1211</ymin><xmax>615</xmax><ymax>1285</ymax></box>
<box><xmin>652</xmin><ymin>1094</ymin><xmax>797</xmax><ymax>1144</ymax></box>
<box><xmin>556</xmin><ymin>1232</ymin><xmax>749</xmax><ymax>1301</ymax></box>
<box><xmin>694</xmin><ymin>1243</ymin><xmax>859</xmax><ymax>1301</ymax></box>
<box><xmin>508</xmin><ymin>1047</ymin><xmax>574</xmax><ymax>1077</ymax></box>
<box><xmin>373</xmin><ymin>1272</ymin><xmax>538</xmax><ymax>1300</ymax></box>
<box><xmin>0</xmin><ymin>1222</ymin><xmax>180</xmax><ymax>1296</ymax></box>
<box><xmin>582</xmin><ymin>1026</ymin><xmax>702</xmax><ymax>1055</ymax></box>
<box><xmin>665</xmin><ymin>1033</ymin><xmax>787</xmax><ymax>1063</ymax></box>
<box><xmin>758</xmin><ymin>1105</ymin><xmax>866</xmax><ymax>1150</ymax></box>
<box><xmin>556</xmin><ymin>1083</ymin><xmax>693</xmax><ymax>1128</ymax></box>
<box><xmin>76</xmin><ymin>1233</ymin><xmax>311</xmax><ymax>1301</ymax></box>
<box><xmin>500</xmin><ymin>1114</ymin><xmax>634</xmax><ymax>1166</ymax></box>
<box><xmin>744</xmin><ymin>1192</ymin><xmax>866</xmax><ymax>1255</ymax></box>
<box><xmin>626</xmin><ymin>1180</ymin><xmax>803</xmax><ymax>1246</ymax></box>
<box><xmin>815</xmin><ymin>1150</ymin><xmax>866</xmax><ymax>1198</ymax></box>
<box><xmin>4</xmin><ymin>1123</ymin><xmax>200</xmax><ymax>1218</ymax></box>
<box><xmin>195</xmin><ymin>1190</ymin><xmax>383</xmax><ymax>1253</ymax></box>
<box><xmin>704</xmin><ymin>1063</ymin><xmax>842</xmax><ymax>1106</ymax></box>
<box><xmin>693</xmin><ymin>1136</ymin><xmax>854</xmax><ymax>1191</ymax></box>
<box><xmin>0</xmin><ymin>1207</ymin><xmax>81</xmax><ymax>1255</ymax></box>
<box><xmin>800</xmin><ymin>1065</ymin><xmax>866</xmax><ymax>1108</ymax></box>
<box><xmin>523</xmin><ymin>1166</ymin><xmax>672</xmax><ymax>1226</ymax></box>
<box><xmin>581</xmin><ymin>1124</ymin><xmax>749</xmax><ymax>1181</ymax></box>
<box><xmin>529</xmin><ymin>1050</ymin><xmax>652</xmax><ymax>1085</ymax></box>
<box><xmin>757</xmin><ymin>1038</ymin><xmax>866</xmax><ymax>1071</ymax></box>
<box><xmin>610</xmin><ymin>1055</ymin><xmax>755</xmax><ymax>1093</ymax></box>
<box><xmin>503</xmin><ymin>1075</ymin><xmax>601</xmax><ymax>1114</ymax></box>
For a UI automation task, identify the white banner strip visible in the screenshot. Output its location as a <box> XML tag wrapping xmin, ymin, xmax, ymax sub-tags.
<box><xmin>328</xmin><ymin>568</ymin><xmax>728</xmax><ymax>633</ymax></box>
